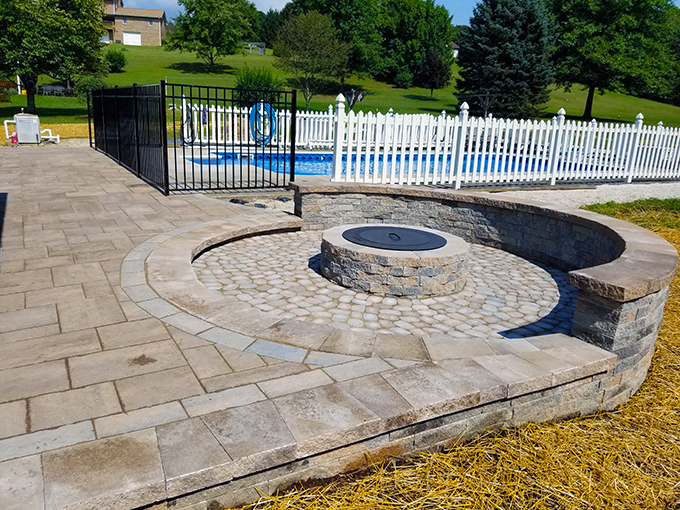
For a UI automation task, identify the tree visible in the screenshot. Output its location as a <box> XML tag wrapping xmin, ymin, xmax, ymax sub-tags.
<box><xmin>274</xmin><ymin>11</ymin><xmax>350</xmax><ymax>110</ymax></box>
<box><xmin>258</xmin><ymin>9</ymin><xmax>283</xmax><ymax>49</ymax></box>
<box><xmin>457</xmin><ymin>0</ymin><xmax>554</xmax><ymax>118</ymax></box>
<box><xmin>551</xmin><ymin>0</ymin><xmax>678</xmax><ymax>119</ymax></box>
<box><xmin>417</xmin><ymin>49</ymin><xmax>452</xmax><ymax>98</ymax></box>
<box><xmin>164</xmin><ymin>0</ymin><xmax>256</xmax><ymax>73</ymax></box>
<box><xmin>377</xmin><ymin>0</ymin><xmax>456</xmax><ymax>87</ymax></box>
<box><xmin>286</xmin><ymin>0</ymin><xmax>383</xmax><ymax>76</ymax></box>
<box><xmin>0</xmin><ymin>0</ymin><xmax>105</xmax><ymax>114</ymax></box>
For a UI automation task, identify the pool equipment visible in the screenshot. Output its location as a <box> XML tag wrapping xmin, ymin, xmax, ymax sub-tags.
<box><xmin>249</xmin><ymin>102</ymin><xmax>276</xmax><ymax>146</ymax></box>
<box><xmin>4</xmin><ymin>113</ymin><xmax>59</xmax><ymax>144</ymax></box>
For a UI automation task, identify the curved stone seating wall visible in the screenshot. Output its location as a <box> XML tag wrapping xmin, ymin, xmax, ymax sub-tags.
<box><xmin>292</xmin><ymin>183</ymin><xmax>678</xmax><ymax>405</ymax></box>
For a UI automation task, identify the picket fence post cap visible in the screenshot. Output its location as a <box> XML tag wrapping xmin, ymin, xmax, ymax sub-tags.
<box><xmin>335</xmin><ymin>93</ymin><xmax>346</xmax><ymax>103</ymax></box>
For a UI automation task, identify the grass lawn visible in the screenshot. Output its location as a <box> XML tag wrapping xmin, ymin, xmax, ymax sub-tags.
<box><xmin>224</xmin><ymin>198</ymin><xmax>680</xmax><ymax>510</ymax></box>
<box><xmin>3</xmin><ymin>45</ymin><xmax>680</xmax><ymax>131</ymax></box>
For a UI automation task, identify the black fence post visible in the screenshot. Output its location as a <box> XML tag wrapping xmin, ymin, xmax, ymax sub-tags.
<box><xmin>160</xmin><ymin>80</ymin><xmax>170</xmax><ymax>196</ymax></box>
<box><xmin>101</xmin><ymin>88</ymin><xmax>108</xmax><ymax>155</ymax></box>
<box><xmin>132</xmin><ymin>83</ymin><xmax>140</xmax><ymax>177</ymax></box>
<box><xmin>87</xmin><ymin>91</ymin><xmax>92</xmax><ymax>148</ymax></box>
<box><xmin>114</xmin><ymin>85</ymin><xmax>121</xmax><ymax>165</ymax></box>
<box><xmin>289</xmin><ymin>89</ymin><xmax>297</xmax><ymax>184</ymax></box>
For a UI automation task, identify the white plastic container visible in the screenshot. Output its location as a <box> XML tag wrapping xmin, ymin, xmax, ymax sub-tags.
<box><xmin>14</xmin><ymin>113</ymin><xmax>41</xmax><ymax>143</ymax></box>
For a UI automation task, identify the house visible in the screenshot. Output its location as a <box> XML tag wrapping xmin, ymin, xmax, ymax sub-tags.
<box><xmin>103</xmin><ymin>0</ymin><xmax>166</xmax><ymax>46</ymax></box>
<box><xmin>452</xmin><ymin>43</ymin><xmax>459</xmax><ymax>59</ymax></box>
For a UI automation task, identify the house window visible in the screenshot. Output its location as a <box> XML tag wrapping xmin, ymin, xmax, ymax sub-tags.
<box><xmin>122</xmin><ymin>17</ymin><xmax>127</xmax><ymax>24</ymax></box>
<box><xmin>149</xmin><ymin>20</ymin><xmax>153</xmax><ymax>26</ymax></box>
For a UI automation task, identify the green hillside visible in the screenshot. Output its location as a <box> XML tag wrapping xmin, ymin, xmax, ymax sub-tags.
<box><xmin>3</xmin><ymin>45</ymin><xmax>680</xmax><ymax>127</ymax></box>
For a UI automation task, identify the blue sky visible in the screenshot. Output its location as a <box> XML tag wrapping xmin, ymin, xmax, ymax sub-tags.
<box><xmin>126</xmin><ymin>0</ymin><xmax>478</xmax><ymax>27</ymax></box>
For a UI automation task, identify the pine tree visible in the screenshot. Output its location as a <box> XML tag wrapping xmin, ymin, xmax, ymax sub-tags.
<box><xmin>457</xmin><ymin>0</ymin><xmax>554</xmax><ymax>118</ymax></box>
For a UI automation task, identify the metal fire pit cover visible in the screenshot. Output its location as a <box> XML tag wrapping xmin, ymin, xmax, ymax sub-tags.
<box><xmin>342</xmin><ymin>226</ymin><xmax>447</xmax><ymax>251</ymax></box>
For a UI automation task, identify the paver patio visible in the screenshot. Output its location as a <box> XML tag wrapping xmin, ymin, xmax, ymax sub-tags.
<box><xmin>0</xmin><ymin>145</ymin><xmax>292</xmax><ymax>509</ymax></box>
<box><xmin>0</xmin><ymin>144</ymin><xmax>666</xmax><ymax>510</ymax></box>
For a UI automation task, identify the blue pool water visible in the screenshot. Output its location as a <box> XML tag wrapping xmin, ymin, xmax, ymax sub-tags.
<box><xmin>188</xmin><ymin>152</ymin><xmax>549</xmax><ymax>176</ymax></box>
<box><xmin>188</xmin><ymin>152</ymin><xmax>334</xmax><ymax>175</ymax></box>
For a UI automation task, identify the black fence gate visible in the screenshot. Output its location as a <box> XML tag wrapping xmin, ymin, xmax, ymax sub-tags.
<box><xmin>89</xmin><ymin>81</ymin><xmax>297</xmax><ymax>195</ymax></box>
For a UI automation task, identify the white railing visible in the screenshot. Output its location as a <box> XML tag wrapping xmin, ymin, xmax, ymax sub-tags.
<box><xmin>331</xmin><ymin>94</ymin><xmax>680</xmax><ymax>187</ymax></box>
<box><xmin>180</xmin><ymin>98</ymin><xmax>336</xmax><ymax>149</ymax></box>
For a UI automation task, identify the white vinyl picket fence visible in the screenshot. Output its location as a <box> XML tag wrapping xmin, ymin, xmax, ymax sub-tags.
<box><xmin>331</xmin><ymin>94</ymin><xmax>680</xmax><ymax>187</ymax></box>
<box><xmin>180</xmin><ymin>98</ymin><xmax>336</xmax><ymax>149</ymax></box>
<box><xmin>179</xmin><ymin>94</ymin><xmax>680</xmax><ymax>188</ymax></box>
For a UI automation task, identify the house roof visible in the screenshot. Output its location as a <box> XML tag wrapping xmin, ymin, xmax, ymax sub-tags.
<box><xmin>104</xmin><ymin>5</ymin><xmax>166</xmax><ymax>19</ymax></box>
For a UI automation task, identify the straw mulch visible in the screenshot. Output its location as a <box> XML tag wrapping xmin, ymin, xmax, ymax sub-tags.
<box><xmin>236</xmin><ymin>213</ymin><xmax>680</xmax><ymax>510</ymax></box>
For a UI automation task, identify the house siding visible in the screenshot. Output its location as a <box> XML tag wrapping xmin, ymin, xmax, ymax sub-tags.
<box><xmin>113</xmin><ymin>16</ymin><xmax>165</xmax><ymax>46</ymax></box>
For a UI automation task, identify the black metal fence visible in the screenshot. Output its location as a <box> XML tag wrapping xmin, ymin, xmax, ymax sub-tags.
<box><xmin>90</xmin><ymin>83</ymin><xmax>168</xmax><ymax>194</ymax></box>
<box><xmin>89</xmin><ymin>82</ymin><xmax>297</xmax><ymax>195</ymax></box>
<box><xmin>165</xmin><ymin>83</ymin><xmax>296</xmax><ymax>192</ymax></box>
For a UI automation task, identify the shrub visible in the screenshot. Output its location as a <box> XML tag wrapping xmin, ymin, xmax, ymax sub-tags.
<box><xmin>74</xmin><ymin>74</ymin><xmax>108</xmax><ymax>103</ymax></box>
<box><xmin>0</xmin><ymin>88</ymin><xmax>10</xmax><ymax>103</ymax></box>
<box><xmin>394</xmin><ymin>68</ymin><xmax>413</xmax><ymax>89</ymax></box>
<box><xmin>235</xmin><ymin>66</ymin><xmax>283</xmax><ymax>107</ymax></box>
<box><xmin>105</xmin><ymin>48</ymin><xmax>127</xmax><ymax>73</ymax></box>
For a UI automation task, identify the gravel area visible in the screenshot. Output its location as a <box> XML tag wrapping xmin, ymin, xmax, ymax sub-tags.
<box><xmin>491</xmin><ymin>181</ymin><xmax>680</xmax><ymax>208</ymax></box>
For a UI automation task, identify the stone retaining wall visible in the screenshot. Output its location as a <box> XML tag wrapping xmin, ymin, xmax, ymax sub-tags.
<box><xmin>292</xmin><ymin>183</ymin><xmax>678</xmax><ymax>406</ymax></box>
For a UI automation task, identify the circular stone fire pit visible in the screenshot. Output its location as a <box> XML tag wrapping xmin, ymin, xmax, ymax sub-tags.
<box><xmin>320</xmin><ymin>223</ymin><xmax>469</xmax><ymax>297</ymax></box>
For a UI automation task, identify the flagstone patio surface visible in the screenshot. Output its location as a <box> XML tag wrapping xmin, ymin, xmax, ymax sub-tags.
<box><xmin>0</xmin><ymin>145</ymin><xmax>655</xmax><ymax>510</ymax></box>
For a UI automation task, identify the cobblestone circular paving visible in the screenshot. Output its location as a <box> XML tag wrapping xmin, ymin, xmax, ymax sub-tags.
<box><xmin>192</xmin><ymin>231</ymin><xmax>577</xmax><ymax>339</ymax></box>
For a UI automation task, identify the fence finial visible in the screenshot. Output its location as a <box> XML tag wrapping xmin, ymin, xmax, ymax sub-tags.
<box><xmin>458</xmin><ymin>102</ymin><xmax>469</xmax><ymax>122</ymax></box>
<box><xmin>335</xmin><ymin>93</ymin><xmax>346</xmax><ymax>104</ymax></box>
<box><xmin>658</xmin><ymin>121</ymin><xmax>664</xmax><ymax>127</ymax></box>
<box><xmin>636</xmin><ymin>113</ymin><xmax>644</xmax><ymax>122</ymax></box>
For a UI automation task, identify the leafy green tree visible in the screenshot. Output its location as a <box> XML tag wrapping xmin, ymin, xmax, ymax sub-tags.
<box><xmin>165</xmin><ymin>0</ymin><xmax>256</xmax><ymax>73</ymax></box>
<box><xmin>274</xmin><ymin>11</ymin><xmax>350</xmax><ymax>110</ymax></box>
<box><xmin>377</xmin><ymin>0</ymin><xmax>456</xmax><ymax>87</ymax></box>
<box><xmin>286</xmin><ymin>0</ymin><xmax>383</xmax><ymax>76</ymax></box>
<box><xmin>551</xmin><ymin>0</ymin><xmax>678</xmax><ymax>119</ymax></box>
<box><xmin>457</xmin><ymin>0</ymin><xmax>554</xmax><ymax>118</ymax></box>
<box><xmin>0</xmin><ymin>0</ymin><xmax>105</xmax><ymax>114</ymax></box>
<box><xmin>417</xmin><ymin>49</ymin><xmax>452</xmax><ymax>98</ymax></box>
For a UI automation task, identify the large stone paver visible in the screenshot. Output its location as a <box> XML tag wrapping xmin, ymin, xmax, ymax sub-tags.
<box><xmin>29</xmin><ymin>382</ymin><xmax>121</xmax><ymax>431</ymax></box>
<box><xmin>0</xmin><ymin>146</ymin><xmax>624</xmax><ymax>510</ymax></box>
<box><xmin>0</xmin><ymin>455</ymin><xmax>43</xmax><ymax>510</ymax></box>
<box><xmin>42</xmin><ymin>429</ymin><xmax>165</xmax><ymax>510</ymax></box>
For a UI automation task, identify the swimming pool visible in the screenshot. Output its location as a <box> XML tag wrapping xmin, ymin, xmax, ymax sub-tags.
<box><xmin>187</xmin><ymin>151</ymin><xmax>549</xmax><ymax>177</ymax></box>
